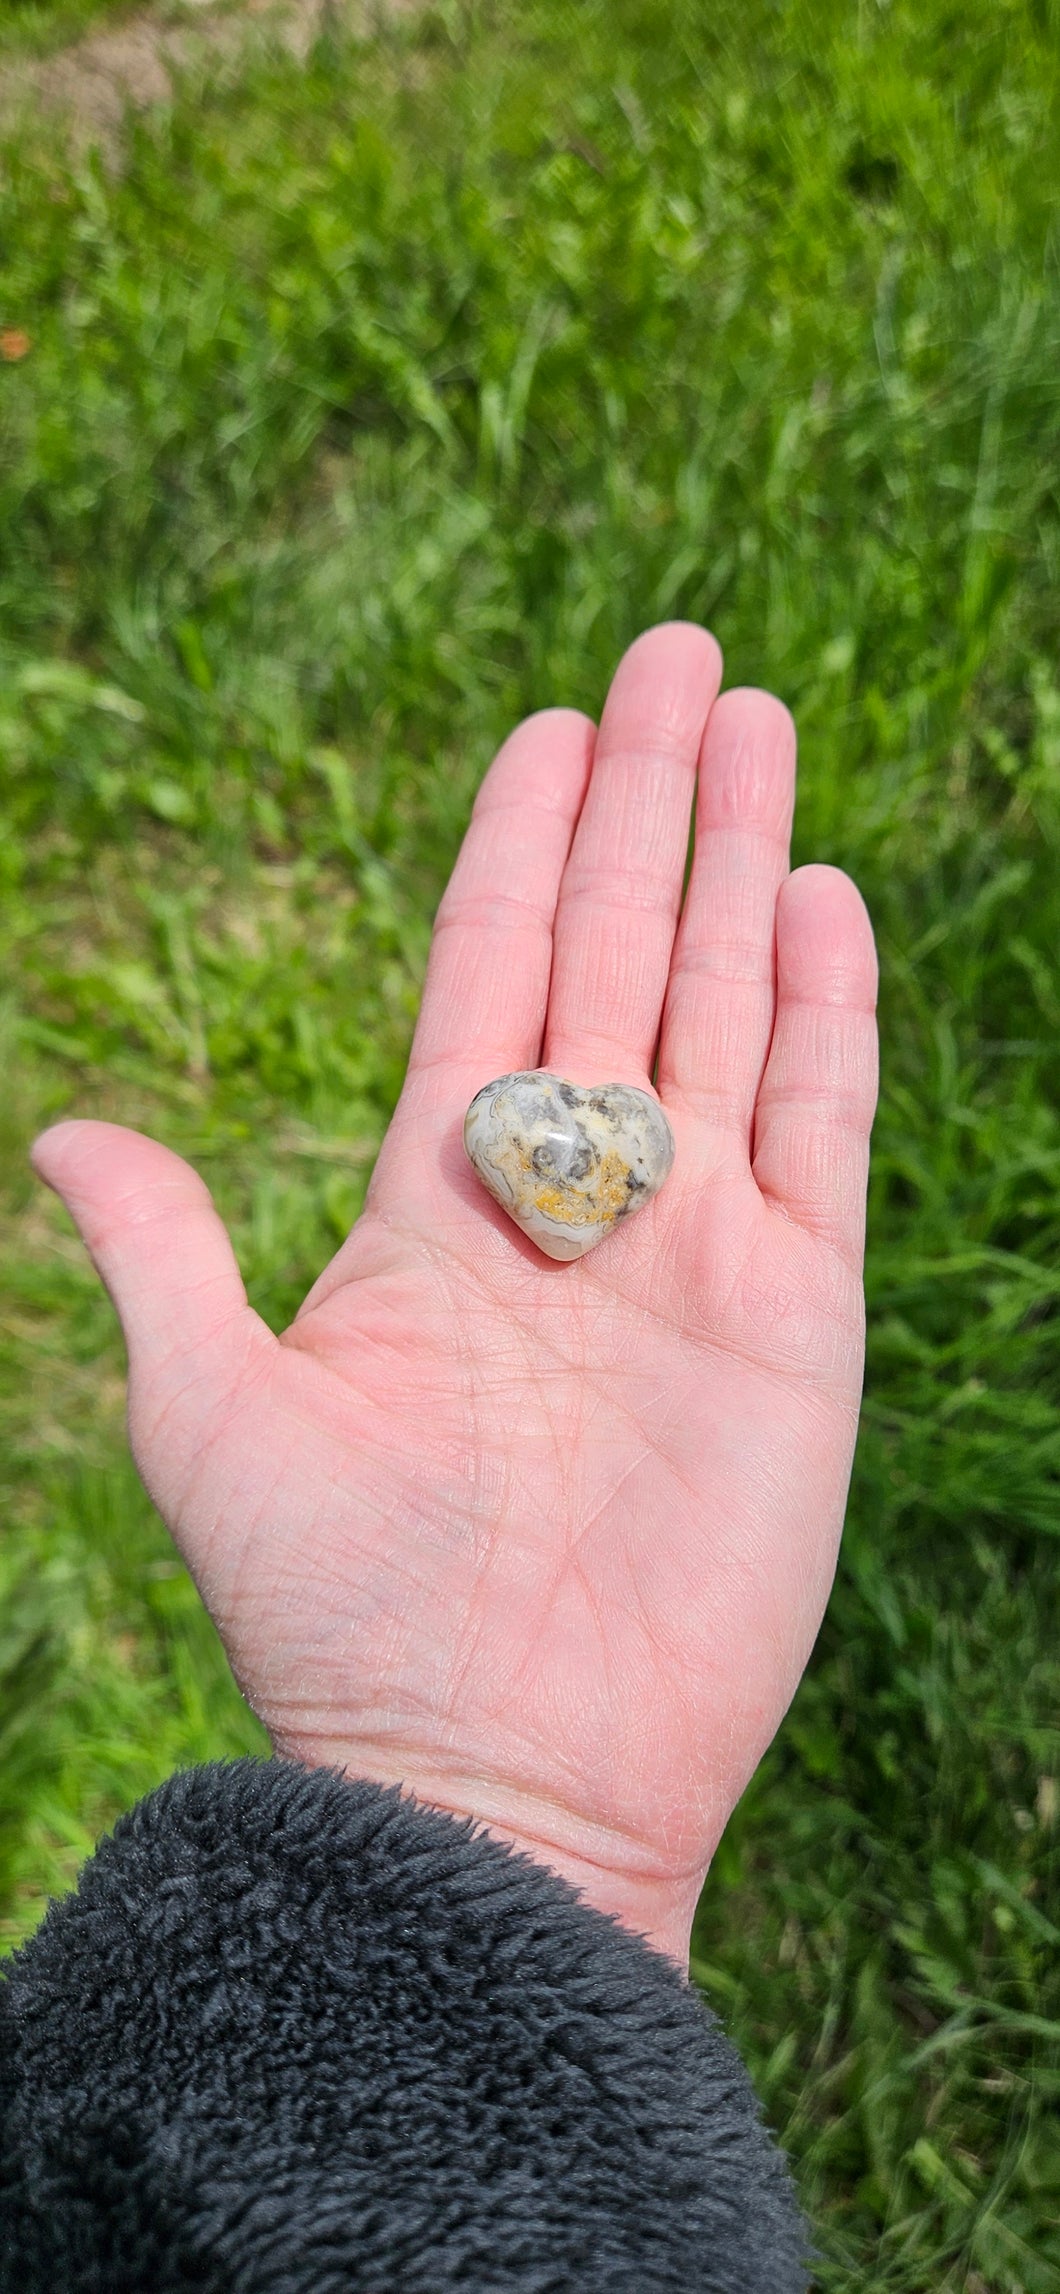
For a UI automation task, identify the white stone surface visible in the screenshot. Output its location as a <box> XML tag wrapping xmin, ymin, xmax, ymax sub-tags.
<box><xmin>463</xmin><ymin>1071</ymin><xmax>675</xmax><ymax>1261</ymax></box>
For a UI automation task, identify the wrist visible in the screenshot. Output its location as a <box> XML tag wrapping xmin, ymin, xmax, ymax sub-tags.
<box><xmin>279</xmin><ymin>1735</ymin><xmax>703</xmax><ymax>1968</ymax></box>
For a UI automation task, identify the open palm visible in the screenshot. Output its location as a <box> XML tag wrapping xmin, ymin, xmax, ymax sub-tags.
<box><xmin>35</xmin><ymin>625</ymin><xmax>877</xmax><ymax>1964</ymax></box>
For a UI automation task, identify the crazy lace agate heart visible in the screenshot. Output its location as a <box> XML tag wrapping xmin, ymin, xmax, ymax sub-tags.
<box><xmin>463</xmin><ymin>1071</ymin><xmax>675</xmax><ymax>1261</ymax></box>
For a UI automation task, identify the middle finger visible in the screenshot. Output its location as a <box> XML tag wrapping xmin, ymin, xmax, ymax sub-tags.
<box><xmin>542</xmin><ymin>622</ymin><xmax>723</xmax><ymax>1084</ymax></box>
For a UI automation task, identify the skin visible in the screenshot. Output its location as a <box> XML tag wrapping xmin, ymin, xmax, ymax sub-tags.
<box><xmin>34</xmin><ymin>623</ymin><xmax>878</xmax><ymax>1968</ymax></box>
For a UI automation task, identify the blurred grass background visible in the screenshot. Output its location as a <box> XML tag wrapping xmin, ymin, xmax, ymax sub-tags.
<box><xmin>0</xmin><ymin>0</ymin><xmax>136</xmax><ymax>60</ymax></box>
<box><xmin>1</xmin><ymin>0</ymin><xmax>1059</xmax><ymax>2284</ymax></box>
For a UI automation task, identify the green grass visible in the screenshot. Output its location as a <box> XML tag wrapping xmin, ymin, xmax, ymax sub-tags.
<box><xmin>2</xmin><ymin>0</ymin><xmax>1059</xmax><ymax>2283</ymax></box>
<box><xmin>0</xmin><ymin>0</ymin><xmax>145</xmax><ymax>62</ymax></box>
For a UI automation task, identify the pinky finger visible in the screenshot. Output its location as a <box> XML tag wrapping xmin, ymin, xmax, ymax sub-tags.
<box><xmin>752</xmin><ymin>866</ymin><xmax>878</xmax><ymax>1268</ymax></box>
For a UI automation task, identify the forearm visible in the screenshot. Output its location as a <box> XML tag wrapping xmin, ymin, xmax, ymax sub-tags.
<box><xmin>0</xmin><ymin>1758</ymin><xmax>809</xmax><ymax>2293</ymax></box>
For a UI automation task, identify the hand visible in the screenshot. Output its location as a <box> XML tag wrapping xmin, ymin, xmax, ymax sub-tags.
<box><xmin>34</xmin><ymin>624</ymin><xmax>877</xmax><ymax>1966</ymax></box>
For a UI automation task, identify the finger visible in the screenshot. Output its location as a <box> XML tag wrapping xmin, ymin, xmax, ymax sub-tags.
<box><xmin>403</xmin><ymin>708</ymin><xmax>596</xmax><ymax>1106</ymax></box>
<box><xmin>657</xmin><ymin>688</ymin><xmax>795</xmax><ymax>1139</ymax></box>
<box><xmin>542</xmin><ymin>623</ymin><xmax>723</xmax><ymax>1082</ymax></box>
<box><xmin>31</xmin><ymin>1120</ymin><xmax>272</xmax><ymax>1458</ymax></box>
<box><xmin>751</xmin><ymin>867</ymin><xmax>878</xmax><ymax>1266</ymax></box>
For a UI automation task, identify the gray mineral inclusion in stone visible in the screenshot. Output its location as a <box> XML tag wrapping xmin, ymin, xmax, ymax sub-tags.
<box><xmin>463</xmin><ymin>1071</ymin><xmax>675</xmax><ymax>1262</ymax></box>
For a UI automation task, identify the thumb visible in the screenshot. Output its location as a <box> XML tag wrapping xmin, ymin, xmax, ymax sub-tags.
<box><xmin>32</xmin><ymin>1120</ymin><xmax>273</xmax><ymax>1485</ymax></box>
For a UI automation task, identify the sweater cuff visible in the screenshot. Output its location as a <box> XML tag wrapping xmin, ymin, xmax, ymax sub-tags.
<box><xmin>0</xmin><ymin>1757</ymin><xmax>809</xmax><ymax>2291</ymax></box>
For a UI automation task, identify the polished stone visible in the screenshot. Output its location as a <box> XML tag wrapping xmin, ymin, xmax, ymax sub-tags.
<box><xmin>463</xmin><ymin>1071</ymin><xmax>675</xmax><ymax>1261</ymax></box>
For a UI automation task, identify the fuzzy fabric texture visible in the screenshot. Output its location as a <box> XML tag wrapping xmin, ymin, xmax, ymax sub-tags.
<box><xmin>0</xmin><ymin>1759</ymin><xmax>809</xmax><ymax>2291</ymax></box>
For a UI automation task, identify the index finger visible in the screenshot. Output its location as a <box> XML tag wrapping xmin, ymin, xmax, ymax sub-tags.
<box><xmin>401</xmin><ymin>707</ymin><xmax>596</xmax><ymax>1114</ymax></box>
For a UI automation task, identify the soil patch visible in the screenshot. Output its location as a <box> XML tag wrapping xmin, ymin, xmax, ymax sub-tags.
<box><xmin>4</xmin><ymin>0</ymin><xmax>419</xmax><ymax>157</ymax></box>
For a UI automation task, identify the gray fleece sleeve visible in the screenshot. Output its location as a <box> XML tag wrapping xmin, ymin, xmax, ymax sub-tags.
<box><xmin>0</xmin><ymin>1758</ymin><xmax>809</xmax><ymax>2291</ymax></box>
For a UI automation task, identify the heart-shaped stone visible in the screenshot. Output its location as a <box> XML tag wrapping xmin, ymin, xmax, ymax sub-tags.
<box><xmin>463</xmin><ymin>1071</ymin><xmax>675</xmax><ymax>1261</ymax></box>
